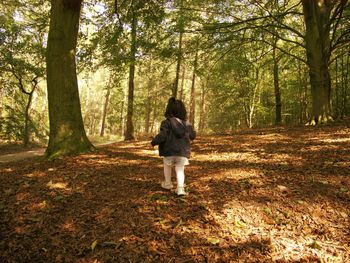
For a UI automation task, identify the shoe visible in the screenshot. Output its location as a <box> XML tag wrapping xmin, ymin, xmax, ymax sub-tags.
<box><xmin>176</xmin><ymin>187</ymin><xmax>188</xmax><ymax>196</ymax></box>
<box><xmin>161</xmin><ymin>181</ymin><xmax>173</xmax><ymax>190</ymax></box>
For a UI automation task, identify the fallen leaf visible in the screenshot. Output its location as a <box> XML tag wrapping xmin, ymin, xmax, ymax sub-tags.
<box><xmin>207</xmin><ymin>237</ymin><xmax>220</xmax><ymax>245</ymax></box>
<box><xmin>91</xmin><ymin>240</ymin><xmax>98</xmax><ymax>251</ymax></box>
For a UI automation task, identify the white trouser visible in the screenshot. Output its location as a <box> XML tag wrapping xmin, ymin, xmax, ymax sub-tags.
<box><xmin>163</xmin><ymin>164</ymin><xmax>185</xmax><ymax>188</ymax></box>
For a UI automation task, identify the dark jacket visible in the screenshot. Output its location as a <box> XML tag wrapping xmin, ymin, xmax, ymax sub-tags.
<box><xmin>151</xmin><ymin>117</ymin><xmax>196</xmax><ymax>158</ymax></box>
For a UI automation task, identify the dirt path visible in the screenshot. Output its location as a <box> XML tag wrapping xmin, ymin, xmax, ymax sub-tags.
<box><xmin>0</xmin><ymin>141</ymin><xmax>119</xmax><ymax>163</ymax></box>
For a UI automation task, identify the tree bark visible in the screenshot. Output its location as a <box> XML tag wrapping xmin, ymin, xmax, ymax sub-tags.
<box><xmin>120</xmin><ymin>99</ymin><xmax>124</xmax><ymax>136</ymax></box>
<box><xmin>189</xmin><ymin>39</ymin><xmax>199</xmax><ymax>126</ymax></box>
<box><xmin>297</xmin><ymin>60</ymin><xmax>308</xmax><ymax>123</ymax></box>
<box><xmin>23</xmin><ymin>89</ymin><xmax>35</xmax><ymax>147</ymax></box>
<box><xmin>172</xmin><ymin>0</ymin><xmax>184</xmax><ymax>98</ymax></box>
<box><xmin>173</xmin><ymin>30</ymin><xmax>183</xmax><ymax>98</ymax></box>
<box><xmin>198</xmin><ymin>81</ymin><xmax>206</xmax><ymax>132</ymax></box>
<box><xmin>179</xmin><ymin>66</ymin><xmax>185</xmax><ymax>101</ymax></box>
<box><xmin>343</xmin><ymin>51</ymin><xmax>349</xmax><ymax>117</ymax></box>
<box><xmin>46</xmin><ymin>0</ymin><xmax>93</xmax><ymax>158</ymax></box>
<box><xmin>100</xmin><ymin>87</ymin><xmax>111</xmax><ymax>137</ymax></box>
<box><xmin>247</xmin><ymin>68</ymin><xmax>260</xmax><ymax>128</ymax></box>
<box><xmin>144</xmin><ymin>76</ymin><xmax>154</xmax><ymax>134</ymax></box>
<box><xmin>273</xmin><ymin>40</ymin><xmax>282</xmax><ymax>126</ymax></box>
<box><xmin>302</xmin><ymin>0</ymin><xmax>333</xmax><ymax>124</ymax></box>
<box><xmin>124</xmin><ymin>6</ymin><xmax>137</xmax><ymax>140</ymax></box>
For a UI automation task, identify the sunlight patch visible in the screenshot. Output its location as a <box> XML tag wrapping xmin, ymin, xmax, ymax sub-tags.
<box><xmin>24</xmin><ymin>172</ymin><xmax>47</xmax><ymax>178</ymax></box>
<box><xmin>29</xmin><ymin>200</ymin><xmax>47</xmax><ymax>211</ymax></box>
<box><xmin>221</xmin><ymin>169</ymin><xmax>261</xmax><ymax>180</ymax></box>
<box><xmin>135</xmin><ymin>149</ymin><xmax>158</xmax><ymax>156</ymax></box>
<box><xmin>270</xmin><ymin>236</ymin><xmax>347</xmax><ymax>262</ymax></box>
<box><xmin>16</xmin><ymin>192</ymin><xmax>31</xmax><ymax>202</ymax></box>
<box><xmin>1</xmin><ymin>168</ymin><xmax>14</xmax><ymax>173</ymax></box>
<box><xmin>195</xmin><ymin>152</ymin><xmax>258</xmax><ymax>162</ymax></box>
<box><xmin>62</xmin><ymin>220</ymin><xmax>77</xmax><ymax>233</ymax></box>
<box><xmin>47</xmin><ymin>180</ymin><xmax>69</xmax><ymax>190</ymax></box>
<box><xmin>320</xmin><ymin>138</ymin><xmax>350</xmax><ymax>143</ymax></box>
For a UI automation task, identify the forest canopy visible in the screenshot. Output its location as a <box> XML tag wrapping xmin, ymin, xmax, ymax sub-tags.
<box><xmin>0</xmin><ymin>0</ymin><xmax>349</xmax><ymax>154</ymax></box>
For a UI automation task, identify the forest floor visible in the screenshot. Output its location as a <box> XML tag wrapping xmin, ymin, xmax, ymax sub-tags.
<box><xmin>0</xmin><ymin>124</ymin><xmax>349</xmax><ymax>262</ymax></box>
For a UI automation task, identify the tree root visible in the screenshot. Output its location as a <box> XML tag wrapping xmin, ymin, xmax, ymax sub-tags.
<box><xmin>305</xmin><ymin>115</ymin><xmax>334</xmax><ymax>126</ymax></box>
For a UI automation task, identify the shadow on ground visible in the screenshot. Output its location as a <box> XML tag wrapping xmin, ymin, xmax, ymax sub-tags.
<box><xmin>0</xmin><ymin>126</ymin><xmax>349</xmax><ymax>262</ymax></box>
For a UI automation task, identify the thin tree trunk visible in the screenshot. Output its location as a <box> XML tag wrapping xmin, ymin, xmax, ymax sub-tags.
<box><xmin>173</xmin><ymin>31</ymin><xmax>183</xmax><ymax>98</ymax></box>
<box><xmin>179</xmin><ymin>66</ymin><xmax>185</xmax><ymax>101</ymax></box>
<box><xmin>248</xmin><ymin>69</ymin><xmax>260</xmax><ymax>128</ymax></box>
<box><xmin>172</xmin><ymin>0</ymin><xmax>184</xmax><ymax>98</ymax></box>
<box><xmin>343</xmin><ymin>51</ymin><xmax>349</xmax><ymax>117</ymax></box>
<box><xmin>11</xmin><ymin>73</ymin><xmax>39</xmax><ymax>147</ymax></box>
<box><xmin>120</xmin><ymin>99</ymin><xmax>124</xmax><ymax>137</ymax></box>
<box><xmin>189</xmin><ymin>39</ymin><xmax>199</xmax><ymax>126</ymax></box>
<box><xmin>297</xmin><ymin>60</ymin><xmax>307</xmax><ymax>123</ymax></box>
<box><xmin>145</xmin><ymin>81</ymin><xmax>152</xmax><ymax>134</ymax></box>
<box><xmin>100</xmin><ymin>87</ymin><xmax>111</xmax><ymax>137</ymax></box>
<box><xmin>273</xmin><ymin>39</ymin><xmax>282</xmax><ymax>126</ymax></box>
<box><xmin>46</xmin><ymin>0</ymin><xmax>93</xmax><ymax>158</ymax></box>
<box><xmin>0</xmin><ymin>90</ymin><xmax>3</xmax><ymax>117</ymax></box>
<box><xmin>335</xmin><ymin>57</ymin><xmax>339</xmax><ymax>118</ymax></box>
<box><xmin>198</xmin><ymin>81</ymin><xmax>206</xmax><ymax>132</ymax></box>
<box><xmin>340</xmin><ymin>49</ymin><xmax>348</xmax><ymax>118</ymax></box>
<box><xmin>125</xmin><ymin>7</ymin><xmax>137</xmax><ymax>140</ymax></box>
<box><xmin>23</xmin><ymin>90</ymin><xmax>34</xmax><ymax>147</ymax></box>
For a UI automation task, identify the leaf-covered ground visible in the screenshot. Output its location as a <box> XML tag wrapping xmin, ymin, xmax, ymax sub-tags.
<box><xmin>1</xmin><ymin>125</ymin><xmax>349</xmax><ymax>262</ymax></box>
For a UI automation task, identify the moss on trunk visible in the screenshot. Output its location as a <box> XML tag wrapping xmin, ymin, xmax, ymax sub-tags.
<box><xmin>45</xmin><ymin>0</ymin><xmax>93</xmax><ymax>159</ymax></box>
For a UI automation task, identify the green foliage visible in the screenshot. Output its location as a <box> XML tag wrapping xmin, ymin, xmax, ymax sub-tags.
<box><xmin>1</xmin><ymin>0</ymin><xmax>350</xmax><ymax>143</ymax></box>
<box><xmin>0</xmin><ymin>105</ymin><xmax>25</xmax><ymax>141</ymax></box>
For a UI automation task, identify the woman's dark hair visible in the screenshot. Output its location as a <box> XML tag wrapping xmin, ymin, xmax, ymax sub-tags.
<box><xmin>164</xmin><ymin>97</ymin><xmax>187</xmax><ymax>120</ymax></box>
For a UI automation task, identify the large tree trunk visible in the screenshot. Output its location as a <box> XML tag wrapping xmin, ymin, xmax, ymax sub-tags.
<box><xmin>273</xmin><ymin>40</ymin><xmax>282</xmax><ymax>126</ymax></box>
<box><xmin>124</xmin><ymin>7</ymin><xmax>137</xmax><ymax>140</ymax></box>
<box><xmin>100</xmin><ymin>87</ymin><xmax>111</xmax><ymax>137</ymax></box>
<box><xmin>302</xmin><ymin>0</ymin><xmax>333</xmax><ymax>125</ymax></box>
<box><xmin>46</xmin><ymin>0</ymin><xmax>93</xmax><ymax>158</ymax></box>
